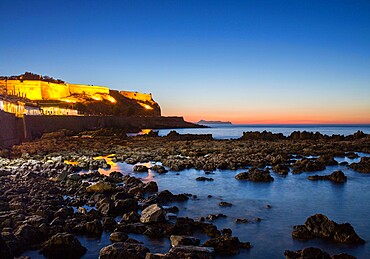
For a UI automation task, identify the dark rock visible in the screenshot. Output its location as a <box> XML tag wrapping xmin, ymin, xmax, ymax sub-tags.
<box><xmin>102</xmin><ymin>217</ymin><xmax>117</xmax><ymax>231</ymax></box>
<box><xmin>86</xmin><ymin>219</ymin><xmax>103</xmax><ymax>236</ymax></box>
<box><xmin>151</xmin><ymin>165</ymin><xmax>168</xmax><ymax>174</ymax></box>
<box><xmin>145</xmin><ymin>190</ymin><xmax>189</xmax><ymax>204</ymax></box>
<box><xmin>196</xmin><ymin>177</ymin><xmax>214</xmax><ymax>181</ymax></box>
<box><xmin>350</xmin><ymin>157</ymin><xmax>370</xmax><ymax>173</ymax></box>
<box><xmin>99</xmin><ymin>242</ymin><xmax>149</xmax><ymax>259</ymax></box>
<box><xmin>166</xmin><ymin>245</ymin><xmax>215</xmax><ymax>258</ymax></box>
<box><xmin>110</xmin><ymin>232</ymin><xmax>128</xmax><ymax>242</ymax></box>
<box><xmin>143</xmin><ymin>181</ymin><xmax>159</xmax><ymax>192</ymax></box>
<box><xmin>114</xmin><ymin>198</ymin><xmax>139</xmax><ymax>214</ymax></box>
<box><xmin>109</xmin><ymin>171</ymin><xmax>123</xmax><ymax>178</ymax></box>
<box><xmin>0</xmin><ymin>234</ymin><xmax>13</xmax><ymax>259</ymax></box>
<box><xmin>203</xmin><ymin>234</ymin><xmax>251</xmax><ymax>255</ymax></box>
<box><xmin>121</xmin><ymin>211</ymin><xmax>140</xmax><ymax>223</ymax></box>
<box><xmin>39</xmin><ymin>233</ymin><xmax>87</xmax><ymax>259</ymax></box>
<box><xmin>170</xmin><ymin>235</ymin><xmax>200</xmax><ymax>247</ymax></box>
<box><xmin>219</xmin><ymin>202</ymin><xmax>232</xmax><ymax>207</ymax></box>
<box><xmin>292</xmin><ymin>214</ymin><xmax>365</xmax><ymax>244</ymax></box>
<box><xmin>235</xmin><ymin>167</ymin><xmax>274</xmax><ymax>182</ymax></box>
<box><xmin>206</xmin><ymin>214</ymin><xmax>227</xmax><ymax>220</ymax></box>
<box><xmin>140</xmin><ymin>204</ymin><xmax>166</xmax><ymax>223</ymax></box>
<box><xmin>308</xmin><ymin>170</ymin><xmax>347</xmax><ymax>183</ymax></box>
<box><xmin>273</xmin><ymin>164</ymin><xmax>289</xmax><ymax>175</ymax></box>
<box><xmin>133</xmin><ymin>165</ymin><xmax>149</xmax><ymax>172</ymax></box>
<box><xmin>284</xmin><ymin>247</ymin><xmax>356</xmax><ymax>259</ymax></box>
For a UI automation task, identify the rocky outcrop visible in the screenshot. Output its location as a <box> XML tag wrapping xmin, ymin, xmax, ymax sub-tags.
<box><xmin>0</xmin><ymin>234</ymin><xmax>13</xmax><ymax>259</ymax></box>
<box><xmin>99</xmin><ymin>242</ymin><xmax>150</xmax><ymax>259</ymax></box>
<box><xmin>350</xmin><ymin>157</ymin><xmax>370</xmax><ymax>173</ymax></box>
<box><xmin>235</xmin><ymin>167</ymin><xmax>274</xmax><ymax>182</ymax></box>
<box><xmin>86</xmin><ymin>182</ymin><xmax>115</xmax><ymax>193</ymax></box>
<box><xmin>292</xmin><ymin>159</ymin><xmax>326</xmax><ymax>174</ymax></box>
<box><xmin>170</xmin><ymin>235</ymin><xmax>200</xmax><ymax>247</ymax></box>
<box><xmin>308</xmin><ymin>170</ymin><xmax>347</xmax><ymax>183</ymax></box>
<box><xmin>284</xmin><ymin>247</ymin><xmax>356</xmax><ymax>259</ymax></box>
<box><xmin>292</xmin><ymin>214</ymin><xmax>365</xmax><ymax>244</ymax></box>
<box><xmin>146</xmin><ymin>246</ymin><xmax>215</xmax><ymax>259</ymax></box>
<box><xmin>140</xmin><ymin>204</ymin><xmax>166</xmax><ymax>224</ymax></box>
<box><xmin>39</xmin><ymin>233</ymin><xmax>87</xmax><ymax>259</ymax></box>
<box><xmin>166</xmin><ymin>131</ymin><xmax>213</xmax><ymax>141</ymax></box>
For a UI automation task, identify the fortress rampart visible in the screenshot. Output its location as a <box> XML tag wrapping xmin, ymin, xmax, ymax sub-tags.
<box><xmin>120</xmin><ymin>91</ymin><xmax>154</xmax><ymax>103</ymax></box>
<box><xmin>0</xmin><ymin>80</ymin><xmax>109</xmax><ymax>100</ymax></box>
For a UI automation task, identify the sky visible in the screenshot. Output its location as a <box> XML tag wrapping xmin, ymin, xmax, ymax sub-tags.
<box><xmin>1</xmin><ymin>0</ymin><xmax>369</xmax><ymax>124</ymax></box>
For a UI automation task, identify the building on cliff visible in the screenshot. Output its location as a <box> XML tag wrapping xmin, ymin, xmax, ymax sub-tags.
<box><xmin>0</xmin><ymin>73</ymin><xmax>161</xmax><ymax>117</ymax></box>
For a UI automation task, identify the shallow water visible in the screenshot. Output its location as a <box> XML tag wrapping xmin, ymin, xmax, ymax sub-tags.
<box><xmin>23</xmin><ymin>153</ymin><xmax>370</xmax><ymax>258</ymax></box>
<box><xmin>155</xmin><ymin>124</ymin><xmax>370</xmax><ymax>139</ymax></box>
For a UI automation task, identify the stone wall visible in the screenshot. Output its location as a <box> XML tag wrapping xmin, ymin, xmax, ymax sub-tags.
<box><xmin>68</xmin><ymin>84</ymin><xmax>109</xmax><ymax>95</ymax></box>
<box><xmin>0</xmin><ymin>110</ymin><xmax>23</xmax><ymax>147</ymax></box>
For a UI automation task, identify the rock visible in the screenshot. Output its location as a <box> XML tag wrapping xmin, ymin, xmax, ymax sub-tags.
<box><xmin>133</xmin><ymin>165</ymin><xmax>149</xmax><ymax>172</ymax></box>
<box><xmin>206</xmin><ymin>214</ymin><xmax>227</xmax><ymax>220</ymax></box>
<box><xmin>219</xmin><ymin>202</ymin><xmax>232</xmax><ymax>207</ymax></box>
<box><xmin>102</xmin><ymin>217</ymin><xmax>117</xmax><ymax>231</ymax></box>
<box><xmin>151</xmin><ymin>165</ymin><xmax>168</xmax><ymax>174</ymax></box>
<box><xmin>235</xmin><ymin>218</ymin><xmax>249</xmax><ymax>223</ymax></box>
<box><xmin>86</xmin><ymin>182</ymin><xmax>115</xmax><ymax>193</ymax></box>
<box><xmin>350</xmin><ymin>157</ymin><xmax>370</xmax><ymax>173</ymax></box>
<box><xmin>167</xmin><ymin>245</ymin><xmax>215</xmax><ymax>258</ymax></box>
<box><xmin>292</xmin><ymin>214</ymin><xmax>365</xmax><ymax>244</ymax></box>
<box><xmin>0</xmin><ymin>234</ymin><xmax>13</xmax><ymax>259</ymax></box>
<box><xmin>143</xmin><ymin>181</ymin><xmax>159</xmax><ymax>192</ymax></box>
<box><xmin>99</xmin><ymin>242</ymin><xmax>149</xmax><ymax>259</ymax></box>
<box><xmin>273</xmin><ymin>164</ymin><xmax>289</xmax><ymax>175</ymax></box>
<box><xmin>121</xmin><ymin>211</ymin><xmax>140</xmax><ymax>223</ymax></box>
<box><xmin>203</xmin><ymin>234</ymin><xmax>251</xmax><ymax>255</ymax></box>
<box><xmin>145</xmin><ymin>190</ymin><xmax>189</xmax><ymax>204</ymax></box>
<box><xmin>110</xmin><ymin>232</ymin><xmax>128</xmax><ymax>242</ymax></box>
<box><xmin>39</xmin><ymin>233</ymin><xmax>87</xmax><ymax>259</ymax></box>
<box><xmin>196</xmin><ymin>177</ymin><xmax>214</xmax><ymax>181</ymax></box>
<box><xmin>114</xmin><ymin>198</ymin><xmax>139</xmax><ymax>214</ymax></box>
<box><xmin>292</xmin><ymin>159</ymin><xmax>326</xmax><ymax>174</ymax></box>
<box><xmin>109</xmin><ymin>171</ymin><xmax>123</xmax><ymax>178</ymax></box>
<box><xmin>235</xmin><ymin>167</ymin><xmax>274</xmax><ymax>182</ymax></box>
<box><xmin>308</xmin><ymin>170</ymin><xmax>347</xmax><ymax>183</ymax></box>
<box><xmin>170</xmin><ymin>235</ymin><xmax>200</xmax><ymax>247</ymax></box>
<box><xmin>140</xmin><ymin>204</ymin><xmax>166</xmax><ymax>223</ymax></box>
<box><xmin>86</xmin><ymin>219</ymin><xmax>103</xmax><ymax>236</ymax></box>
<box><xmin>284</xmin><ymin>247</ymin><xmax>356</xmax><ymax>259</ymax></box>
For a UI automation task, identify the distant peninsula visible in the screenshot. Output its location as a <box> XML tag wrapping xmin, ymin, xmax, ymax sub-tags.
<box><xmin>197</xmin><ymin>120</ymin><xmax>232</xmax><ymax>125</ymax></box>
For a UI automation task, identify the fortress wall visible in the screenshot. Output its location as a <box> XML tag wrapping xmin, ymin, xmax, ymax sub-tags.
<box><xmin>1</xmin><ymin>80</ymin><xmax>43</xmax><ymax>99</ymax></box>
<box><xmin>68</xmin><ymin>84</ymin><xmax>109</xmax><ymax>95</ymax></box>
<box><xmin>40</xmin><ymin>81</ymin><xmax>70</xmax><ymax>100</ymax></box>
<box><xmin>0</xmin><ymin>110</ymin><xmax>23</xmax><ymax>148</ymax></box>
<box><xmin>120</xmin><ymin>91</ymin><xmax>153</xmax><ymax>103</ymax></box>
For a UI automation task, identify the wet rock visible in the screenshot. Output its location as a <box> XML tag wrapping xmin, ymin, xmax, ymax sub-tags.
<box><xmin>86</xmin><ymin>182</ymin><xmax>115</xmax><ymax>193</ymax></box>
<box><xmin>143</xmin><ymin>181</ymin><xmax>159</xmax><ymax>192</ymax></box>
<box><xmin>350</xmin><ymin>157</ymin><xmax>370</xmax><ymax>173</ymax></box>
<box><xmin>110</xmin><ymin>232</ymin><xmax>129</xmax><ymax>242</ymax></box>
<box><xmin>121</xmin><ymin>211</ymin><xmax>140</xmax><ymax>223</ymax></box>
<box><xmin>170</xmin><ymin>235</ymin><xmax>200</xmax><ymax>247</ymax></box>
<box><xmin>109</xmin><ymin>171</ymin><xmax>123</xmax><ymax>178</ymax></box>
<box><xmin>99</xmin><ymin>242</ymin><xmax>149</xmax><ymax>259</ymax></box>
<box><xmin>151</xmin><ymin>165</ymin><xmax>168</xmax><ymax>174</ymax></box>
<box><xmin>203</xmin><ymin>231</ymin><xmax>251</xmax><ymax>255</ymax></box>
<box><xmin>102</xmin><ymin>217</ymin><xmax>117</xmax><ymax>231</ymax></box>
<box><xmin>114</xmin><ymin>198</ymin><xmax>139</xmax><ymax>214</ymax></box>
<box><xmin>39</xmin><ymin>233</ymin><xmax>87</xmax><ymax>259</ymax></box>
<box><xmin>235</xmin><ymin>167</ymin><xmax>274</xmax><ymax>182</ymax></box>
<box><xmin>140</xmin><ymin>204</ymin><xmax>166</xmax><ymax>223</ymax></box>
<box><xmin>284</xmin><ymin>247</ymin><xmax>356</xmax><ymax>259</ymax></box>
<box><xmin>219</xmin><ymin>202</ymin><xmax>232</xmax><ymax>207</ymax></box>
<box><xmin>167</xmin><ymin>245</ymin><xmax>215</xmax><ymax>258</ymax></box>
<box><xmin>235</xmin><ymin>218</ymin><xmax>249</xmax><ymax>223</ymax></box>
<box><xmin>292</xmin><ymin>214</ymin><xmax>365</xmax><ymax>244</ymax></box>
<box><xmin>292</xmin><ymin>159</ymin><xmax>326</xmax><ymax>174</ymax></box>
<box><xmin>196</xmin><ymin>177</ymin><xmax>214</xmax><ymax>181</ymax></box>
<box><xmin>133</xmin><ymin>165</ymin><xmax>149</xmax><ymax>172</ymax></box>
<box><xmin>308</xmin><ymin>170</ymin><xmax>347</xmax><ymax>183</ymax></box>
<box><xmin>86</xmin><ymin>219</ymin><xmax>103</xmax><ymax>236</ymax></box>
<box><xmin>145</xmin><ymin>190</ymin><xmax>189</xmax><ymax>204</ymax></box>
<box><xmin>273</xmin><ymin>164</ymin><xmax>289</xmax><ymax>175</ymax></box>
<box><xmin>206</xmin><ymin>214</ymin><xmax>227</xmax><ymax>220</ymax></box>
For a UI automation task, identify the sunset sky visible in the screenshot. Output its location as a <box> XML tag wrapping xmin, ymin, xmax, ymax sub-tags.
<box><xmin>1</xmin><ymin>0</ymin><xmax>369</xmax><ymax>124</ymax></box>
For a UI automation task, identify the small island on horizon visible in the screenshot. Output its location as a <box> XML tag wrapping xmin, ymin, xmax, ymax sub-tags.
<box><xmin>197</xmin><ymin>119</ymin><xmax>232</xmax><ymax>125</ymax></box>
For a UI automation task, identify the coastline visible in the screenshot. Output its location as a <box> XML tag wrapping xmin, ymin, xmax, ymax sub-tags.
<box><xmin>1</xmin><ymin>129</ymin><xmax>369</xmax><ymax>258</ymax></box>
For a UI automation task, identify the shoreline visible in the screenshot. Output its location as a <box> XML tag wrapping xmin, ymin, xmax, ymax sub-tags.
<box><xmin>1</xmin><ymin>130</ymin><xmax>369</xmax><ymax>258</ymax></box>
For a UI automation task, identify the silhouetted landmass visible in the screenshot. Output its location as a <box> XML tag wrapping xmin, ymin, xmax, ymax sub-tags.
<box><xmin>197</xmin><ymin>120</ymin><xmax>232</xmax><ymax>125</ymax></box>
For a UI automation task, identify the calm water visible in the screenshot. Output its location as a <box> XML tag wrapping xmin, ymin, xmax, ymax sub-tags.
<box><xmin>23</xmin><ymin>146</ymin><xmax>370</xmax><ymax>258</ymax></box>
<box><xmin>156</xmin><ymin>124</ymin><xmax>370</xmax><ymax>139</ymax></box>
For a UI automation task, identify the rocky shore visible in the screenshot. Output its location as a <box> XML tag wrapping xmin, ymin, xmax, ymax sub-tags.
<box><xmin>0</xmin><ymin>129</ymin><xmax>369</xmax><ymax>258</ymax></box>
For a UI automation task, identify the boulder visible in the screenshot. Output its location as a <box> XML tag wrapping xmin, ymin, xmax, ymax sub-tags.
<box><xmin>133</xmin><ymin>165</ymin><xmax>149</xmax><ymax>172</ymax></box>
<box><xmin>143</xmin><ymin>181</ymin><xmax>159</xmax><ymax>192</ymax></box>
<box><xmin>203</xmin><ymin>233</ymin><xmax>251</xmax><ymax>255</ymax></box>
<box><xmin>114</xmin><ymin>198</ymin><xmax>139</xmax><ymax>214</ymax></box>
<box><xmin>121</xmin><ymin>211</ymin><xmax>140</xmax><ymax>223</ymax></box>
<box><xmin>39</xmin><ymin>233</ymin><xmax>87</xmax><ymax>259</ymax></box>
<box><xmin>86</xmin><ymin>219</ymin><xmax>103</xmax><ymax>236</ymax></box>
<box><xmin>235</xmin><ymin>167</ymin><xmax>274</xmax><ymax>182</ymax></box>
<box><xmin>110</xmin><ymin>232</ymin><xmax>128</xmax><ymax>242</ymax></box>
<box><xmin>86</xmin><ymin>182</ymin><xmax>115</xmax><ymax>193</ymax></box>
<box><xmin>350</xmin><ymin>157</ymin><xmax>370</xmax><ymax>173</ymax></box>
<box><xmin>273</xmin><ymin>164</ymin><xmax>289</xmax><ymax>175</ymax></box>
<box><xmin>170</xmin><ymin>235</ymin><xmax>200</xmax><ymax>247</ymax></box>
<box><xmin>292</xmin><ymin>214</ymin><xmax>365</xmax><ymax>244</ymax></box>
<box><xmin>284</xmin><ymin>247</ymin><xmax>356</xmax><ymax>259</ymax></box>
<box><xmin>151</xmin><ymin>165</ymin><xmax>168</xmax><ymax>174</ymax></box>
<box><xmin>167</xmin><ymin>246</ymin><xmax>215</xmax><ymax>259</ymax></box>
<box><xmin>99</xmin><ymin>242</ymin><xmax>149</xmax><ymax>259</ymax></box>
<box><xmin>140</xmin><ymin>204</ymin><xmax>166</xmax><ymax>224</ymax></box>
<box><xmin>196</xmin><ymin>177</ymin><xmax>214</xmax><ymax>181</ymax></box>
<box><xmin>0</xmin><ymin>234</ymin><xmax>13</xmax><ymax>259</ymax></box>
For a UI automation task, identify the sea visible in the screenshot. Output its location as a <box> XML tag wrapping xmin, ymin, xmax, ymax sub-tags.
<box><xmin>23</xmin><ymin>124</ymin><xmax>370</xmax><ymax>258</ymax></box>
<box><xmin>155</xmin><ymin>124</ymin><xmax>370</xmax><ymax>139</ymax></box>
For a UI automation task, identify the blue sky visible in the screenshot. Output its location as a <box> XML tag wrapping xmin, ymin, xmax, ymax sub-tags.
<box><xmin>1</xmin><ymin>0</ymin><xmax>369</xmax><ymax>123</ymax></box>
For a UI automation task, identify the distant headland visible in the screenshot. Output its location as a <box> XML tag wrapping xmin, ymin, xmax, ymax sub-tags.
<box><xmin>197</xmin><ymin>120</ymin><xmax>232</xmax><ymax>125</ymax></box>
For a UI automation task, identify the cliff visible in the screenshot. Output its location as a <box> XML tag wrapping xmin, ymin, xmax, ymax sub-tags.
<box><xmin>0</xmin><ymin>73</ymin><xmax>161</xmax><ymax>117</ymax></box>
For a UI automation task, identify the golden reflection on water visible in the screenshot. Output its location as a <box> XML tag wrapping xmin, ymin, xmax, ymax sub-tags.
<box><xmin>93</xmin><ymin>154</ymin><xmax>122</xmax><ymax>176</ymax></box>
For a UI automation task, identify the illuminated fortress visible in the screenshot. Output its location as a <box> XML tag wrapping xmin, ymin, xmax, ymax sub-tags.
<box><xmin>0</xmin><ymin>73</ymin><xmax>161</xmax><ymax>117</ymax></box>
